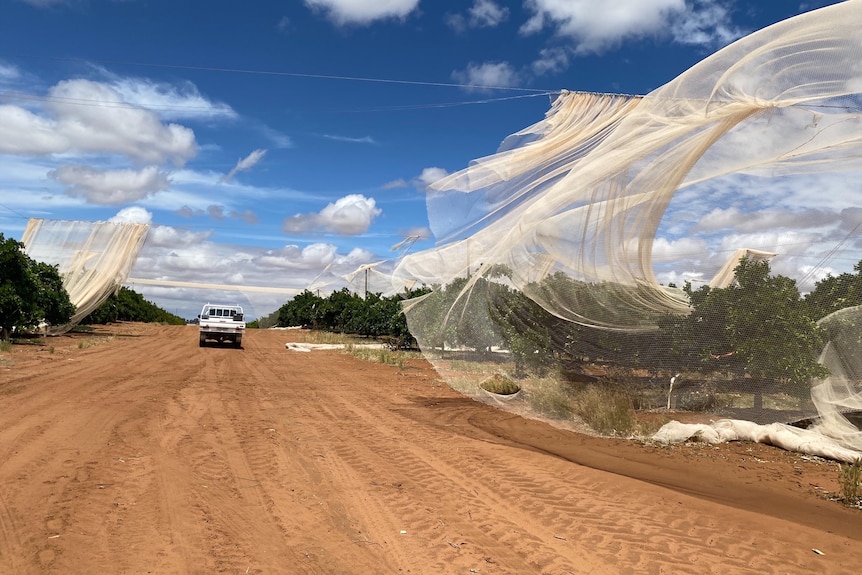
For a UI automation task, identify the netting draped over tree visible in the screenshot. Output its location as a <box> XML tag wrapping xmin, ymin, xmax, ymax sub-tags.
<box><xmin>393</xmin><ymin>1</ymin><xmax>862</xmax><ymax>458</ymax></box>
<box><xmin>22</xmin><ymin>218</ymin><xmax>150</xmax><ymax>330</ymax></box>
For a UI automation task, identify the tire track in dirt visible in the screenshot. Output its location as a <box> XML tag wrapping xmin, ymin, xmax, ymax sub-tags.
<box><xmin>223</xmin><ymin>336</ymin><xmax>407</xmax><ymax>574</ymax></box>
<box><xmin>255</xmin><ymin>350</ymin><xmax>595</xmax><ymax>574</ymax></box>
<box><xmin>2</xmin><ymin>324</ymin><xmax>861</xmax><ymax>574</ymax></box>
<box><xmin>0</xmin><ymin>326</ymin><xmax>197</xmax><ymax>573</ymax></box>
<box><xmin>291</xmin><ymin>352</ymin><xmax>854</xmax><ymax>575</ymax></box>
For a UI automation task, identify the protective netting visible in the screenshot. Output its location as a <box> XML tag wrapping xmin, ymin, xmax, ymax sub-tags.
<box><xmin>394</xmin><ymin>1</ymin><xmax>862</xmax><ymax>459</ymax></box>
<box><xmin>22</xmin><ymin>218</ymin><xmax>150</xmax><ymax>330</ymax></box>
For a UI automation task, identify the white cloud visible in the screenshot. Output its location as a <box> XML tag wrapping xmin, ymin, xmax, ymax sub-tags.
<box><xmin>447</xmin><ymin>0</ymin><xmax>508</xmax><ymax>32</ymax></box>
<box><xmin>651</xmin><ymin>237</ymin><xmax>708</xmax><ymax>262</ymax></box>
<box><xmin>109</xmin><ymin>77</ymin><xmax>237</xmax><ymax>121</ymax></box>
<box><xmin>469</xmin><ymin>0</ymin><xmax>509</xmax><ymax>27</ymax></box>
<box><xmin>232</xmin><ymin>210</ymin><xmax>259</xmax><ymax>225</ymax></box>
<box><xmin>697</xmin><ymin>206</ymin><xmax>839</xmax><ymax>233</ymax></box>
<box><xmin>382</xmin><ymin>178</ymin><xmax>408</xmax><ymax>189</ymax></box>
<box><xmin>110</xmin><ymin>206</ymin><xmax>153</xmax><ymax>225</ymax></box>
<box><xmin>204</xmin><ymin>204</ymin><xmax>259</xmax><ymax>224</ymax></box>
<box><xmin>304</xmin><ymin>0</ymin><xmax>420</xmax><ymax>25</ymax></box>
<box><xmin>322</xmin><ymin>134</ymin><xmax>377</xmax><ymax>144</ymax></box>
<box><xmin>257</xmin><ymin>243</ymin><xmax>339</xmax><ymax>269</ymax></box>
<box><xmin>531</xmin><ymin>47</ymin><xmax>571</xmax><ymax>76</ymax></box>
<box><xmin>521</xmin><ymin>0</ymin><xmax>741</xmax><ymax>54</ymax></box>
<box><xmin>283</xmin><ymin>194</ymin><xmax>382</xmax><ymax>235</ymax></box>
<box><xmin>671</xmin><ymin>1</ymin><xmax>744</xmax><ymax>46</ymax></box>
<box><xmin>259</xmin><ymin>125</ymin><xmax>293</xmax><ymax>149</ymax></box>
<box><xmin>220</xmin><ymin>148</ymin><xmax>267</xmax><ymax>182</ymax></box>
<box><xmin>414</xmin><ymin>167</ymin><xmax>449</xmax><ymax>189</ymax></box>
<box><xmin>145</xmin><ymin>225</ymin><xmax>211</xmax><ymax>247</ymax></box>
<box><xmin>0</xmin><ymin>105</ymin><xmax>68</xmax><ymax>155</ymax></box>
<box><xmin>49</xmin><ymin>165</ymin><xmax>171</xmax><ymax>205</ymax></box>
<box><xmin>335</xmin><ymin>246</ymin><xmax>376</xmax><ymax>265</ymax></box>
<box><xmin>0</xmin><ymin>62</ymin><xmax>20</xmax><ymax>83</ymax></box>
<box><xmin>48</xmin><ymin>79</ymin><xmax>198</xmax><ymax>165</ymax></box>
<box><xmin>0</xmin><ymin>79</ymin><xmax>198</xmax><ymax>165</ymax></box>
<box><xmin>452</xmin><ymin>61</ymin><xmax>520</xmax><ymax>90</ymax></box>
<box><xmin>208</xmin><ymin>205</ymin><xmax>226</xmax><ymax>220</ymax></box>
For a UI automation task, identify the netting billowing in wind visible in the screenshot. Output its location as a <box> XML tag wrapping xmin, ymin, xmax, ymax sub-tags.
<box><xmin>394</xmin><ymin>1</ymin><xmax>862</xmax><ymax>460</ymax></box>
<box><xmin>22</xmin><ymin>218</ymin><xmax>150</xmax><ymax>331</ymax></box>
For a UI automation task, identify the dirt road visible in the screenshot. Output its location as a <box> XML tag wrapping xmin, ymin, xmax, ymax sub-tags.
<box><xmin>0</xmin><ymin>323</ymin><xmax>860</xmax><ymax>574</ymax></box>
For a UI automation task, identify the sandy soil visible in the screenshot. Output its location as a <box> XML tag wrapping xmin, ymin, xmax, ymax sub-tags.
<box><xmin>0</xmin><ymin>323</ymin><xmax>860</xmax><ymax>574</ymax></box>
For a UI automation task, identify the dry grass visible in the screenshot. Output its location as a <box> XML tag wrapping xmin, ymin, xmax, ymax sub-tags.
<box><xmin>480</xmin><ymin>374</ymin><xmax>521</xmax><ymax>395</ymax></box>
<box><xmin>839</xmin><ymin>458</ymin><xmax>862</xmax><ymax>507</ymax></box>
<box><xmin>77</xmin><ymin>335</ymin><xmax>116</xmax><ymax>350</ymax></box>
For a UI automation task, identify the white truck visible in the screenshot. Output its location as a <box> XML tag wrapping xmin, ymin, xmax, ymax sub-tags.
<box><xmin>198</xmin><ymin>303</ymin><xmax>246</xmax><ymax>348</ymax></box>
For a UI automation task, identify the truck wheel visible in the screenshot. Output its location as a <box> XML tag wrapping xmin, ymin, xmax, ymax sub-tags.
<box><xmin>199</xmin><ymin>334</ymin><xmax>206</xmax><ymax>347</ymax></box>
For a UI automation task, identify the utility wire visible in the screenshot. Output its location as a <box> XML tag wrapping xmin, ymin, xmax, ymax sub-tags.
<box><xmin>1</xmin><ymin>54</ymin><xmax>553</xmax><ymax>93</ymax></box>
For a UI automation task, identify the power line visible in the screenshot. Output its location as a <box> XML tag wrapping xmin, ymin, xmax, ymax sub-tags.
<box><xmin>1</xmin><ymin>54</ymin><xmax>554</xmax><ymax>93</ymax></box>
<box><xmin>0</xmin><ymin>87</ymin><xmax>558</xmax><ymax>115</ymax></box>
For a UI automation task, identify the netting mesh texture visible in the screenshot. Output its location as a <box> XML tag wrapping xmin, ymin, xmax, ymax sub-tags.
<box><xmin>22</xmin><ymin>218</ymin><xmax>150</xmax><ymax>330</ymax></box>
<box><xmin>394</xmin><ymin>1</ymin><xmax>862</xmax><ymax>460</ymax></box>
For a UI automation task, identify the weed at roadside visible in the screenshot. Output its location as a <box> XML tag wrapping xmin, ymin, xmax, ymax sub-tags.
<box><xmin>838</xmin><ymin>458</ymin><xmax>862</xmax><ymax>507</ymax></box>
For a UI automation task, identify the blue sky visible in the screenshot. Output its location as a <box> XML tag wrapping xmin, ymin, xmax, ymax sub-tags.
<box><xmin>0</xmin><ymin>0</ymin><xmax>848</xmax><ymax>319</ymax></box>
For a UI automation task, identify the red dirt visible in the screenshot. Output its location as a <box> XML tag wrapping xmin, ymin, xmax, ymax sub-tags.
<box><xmin>0</xmin><ymin>323</ymin><xmax>860</xmax><ymax>574</ymax></box>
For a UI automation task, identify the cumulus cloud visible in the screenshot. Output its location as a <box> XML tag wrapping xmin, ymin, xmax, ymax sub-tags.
<box><xmin>220</xmin><ymin>148</ymin><xmax>267</xmax><ymax>182</ymax></box>
<box><xmin>257</xmin><ymin>243</ymin><xmax>340</xmax><ymax>269</ymax></box>
<box><xmin>381</xmin><ymin>178</ymin><xmax>408</xmax><ymax>189</ymax></box>
<box><xmin>651</xmin><ymin>237</ymin><xmax>708</xmax><ymax>262</ymax></box>
<box><xmin>469</xmin><ymin>0</ymin><xmax>509</xmax><ymax>27</ymax></box>
<box><xmin>51</xmin><ymin>79</ymin><xmax>198</xmax><ymax>165</ymax></box>
<box><xmin>110</xmin><ymin>206</ymin><xmax>153</xmax><ymax>224</ymax></box>
<box><xmin>175</xmin><ymin>203</ymin><xmax>258</xmax><ymax>224</ymax></box>
<box><xmin>452</xmin><ymin>61</ymin><xmax>520</xmax><ymax>90</ymax></box>
<box><xmin>0</xmin><ymin>79</ymin><xmax>197</xmax><ymax>165</ymax></box>
<box><xmin>232</xmin><ymin>210</ymin><xmax>259</xmax><ymax>225</ymax></box>
<box><xmin>413</xmin><ymin>167</ymin><xmax>449</xmax><ymax>189</ymax></box>
<box><xmin>671</xmin><ymin>1</ymin><xmax>745</xmax><ymax>46</ymax></box>
<box><xmin>283</xmin><ymin>194</ymin><xmax>382</xmax><ymax>235</ymax></box>
<box><xmin>145</xmin><ymin>225</ymin><xmax>212</xmax><ymax>247</ymax></box>
<box><xmin>448</xmin><ymin>0</ymin><xmax>509</xmax><ymax>31</ymax></box>
<box><xmin>697</xmin><ymin>206</ymin><xmax>838</xmax><ymax>233</ymax></box>
<box><xmin>175</xmin><ymin>205</ymin><xmax>203</xmax><ymax>218</ymax></box>
<box><xmin>521</xmin><ymin>0</ymin><xmax>742</xmax><ymax>54</ymax></box>
<box><xmin>304</xmin><ymin>0</ymin><xmax>419</xmax><ymax>25</ymax></box>
<box><xmin>0</xmin><ymin>105</ymin><xmax>67</xmax><ymax>155</ymax></box>
<box><xmin>49</xmin><ymin>165</ymin><xmax>171</xmax><ymax>204</ymax></box>
<box><xmin>207</xmin><ymin>205</ymin><xmax>226</xmax><ymax>220</ymax></box>
<box><xmin>532</xmin><ymin>47</ymin><xmax>572</xmax><ymax>76</ymax></box>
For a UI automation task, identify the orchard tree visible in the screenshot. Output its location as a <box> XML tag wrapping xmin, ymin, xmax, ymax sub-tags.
<box><xmin>663</xmin><ymin>258</ymin><xmax>828</xmax><ymax>407</ymax></box>
<box><xmin>804</xmin><ymin>260</ymin><xmax>862</xmax><ymax>320</ymax></box>
<box><xmin>277</xmin><ymin>290</ymin><xmax>323</xmax><ymax>328</ymax></box>
<box><xmin>0</xmin><ymin>233</ymin><xmax>74</xmax><ymax>339</ymax></box>
<box><xmin>724</xmin><ymin>257</ymin><xmax>828</xmax><ymax>399</ymax></box>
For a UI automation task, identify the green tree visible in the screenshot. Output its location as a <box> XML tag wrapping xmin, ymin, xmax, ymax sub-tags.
<box><xmin>661</xmin><ymin>258</ymin><xmax>828</xmax><ymax>406</ymax></box>
<box><xmin>724</xmin><ymin>258</ymin><xmax>828</xmax><ymax>399</ymax></box>
<box><xmin>277</xmin><ymin>290</ymin><xmax>323</xmax><ymax>328</ymax></box>
<box><xmin>0</xmin><ymin>233</ymin><xmax>74</xmax><ymax>339</ymax></box>
<box><xmin>82</xmin><ymin>287</ymin><xmax>184</xmax><ymax>325</ymax></box>
<box><xmin>804</xmin><ymin>260</ymin><xmax>862</xmax><ymax>320</ymax></box>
